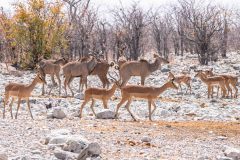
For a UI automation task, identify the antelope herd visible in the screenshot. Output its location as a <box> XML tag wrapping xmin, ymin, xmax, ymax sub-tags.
<box><xmin>2</xmin><ymin>54</ymin><xmax>239</xmax><ymax>121</ymax></box>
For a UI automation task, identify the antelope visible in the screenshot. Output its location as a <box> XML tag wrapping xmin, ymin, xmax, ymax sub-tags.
<box><xmin>168</xmin><ymin>71</ymin><xmax>192</xmax><ymax>94</ymax></box>
<box><xmin>78</xmin><ymin>57</ymin><xmax>114</xmax><ymax>91</ymax></box>
<box><xmin>62</xmin><ymin>56</ymin><xmax>97</xmax><ymax>96</ymax></box>
<box><xmin>115</xmin><ymin>79</ymin><xmax>178</xmax><ymax>121</ymax></box>
<box><xmin>3</xmin><ymin>73</ymin><xmax>46</xmax><ymax>119</ymax></box>
<box><xmin>79</xmin><ymin>72</ymin><xmax>120</xmax><ymax>118</ymax></box>
<box><xmin>203</xmin><ymin>68</ymin><xmax>238</xmax><ymax>98</ymax></box>
<box><xmin>118</xmin><ymin>59</ymin><xmax>127</xmax><ymax>69</ymax></box>
<box><xmin>119</xmin><ymin>54</ymin><xmax>169</xmax><ymax>86</ymax></box>
<box><xmin>194</xmin><ymin>70</ymin><xmax>227</xmax><ymax>98</ymax></box>
<box><xmin>38</xmin><ymin>58</ymin><xmax>68</xmax><ymax>95</ymax></box>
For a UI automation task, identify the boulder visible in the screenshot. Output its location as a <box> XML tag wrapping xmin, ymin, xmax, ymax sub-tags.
<box><xmin>52</xmin><ymin>108</ymin><xmax>66</xmax><ymax>119</ymax></box>
<box><xmin>77</xmin><ymin>143</ymin><xmax>101</xmax><ymax>160</ymax></box>
<box><xmin>216</xmin><ymin>156</ymin><xmax>233</xmax><ymax>160</ymax></box>
<box><xmin>45</xmin><ymin>129</ymin><xmax>101</xmax><ymax>160</ymax></box>
<box><xmin>96</xmin><ymin>109</ymin><xmax>116</xmax><ymax>119</ymax></box>
<box><xmin>223</xmin><ymin>146</ymin><xmax>240</xmax><ymax>160</ymax></box>
<box><xmin>54</xmin><ymin>148</ymin><xmax>78</xmax><ymax>160</ymax></box>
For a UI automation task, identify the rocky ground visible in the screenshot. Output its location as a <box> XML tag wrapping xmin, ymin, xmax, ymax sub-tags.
<box><xmin>0</xmin><ymin>52</ymin><xmax>240</xmax><ymax>159</ymax></box>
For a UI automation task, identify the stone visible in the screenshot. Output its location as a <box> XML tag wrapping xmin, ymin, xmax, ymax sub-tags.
<box><xmin>197</xmin><ymin>156</ymin><xmax>210</xmax><ymax>160</ymax></box>
<box><xmin>141</xmin><ymin>136</ymin><xmax>151</xmax><ymax>143</ymax></box>
<box><xmin>96</xmin><ymin>109</ymin><xmax>116</xmax><ymax>119</ymax></box>
<box><xmin>63</xmin><ymin>137</ymin><xmax>88</xmax><ymax>153</ymax></box>
<box><xmin>45</xmin><ymin>130</ymin><xmax>101</xmax><ymax>159</ymax></box>
<box><xmin>87</xmin><ymin>142</ymin><xmax>101</xmax><ymax>155</ymax></box>
<box><xmin>52</xmin><ymin>108</ymin><xmax>66</xmax><ymax>119</ymax></box>
<box><xmin>75</xmin><ymin>93</ymin><xmax>85</xmax><ymax>100</ymax></box>
<box><xmin>54</xmin><ymin>148</ymin><xmax>78</xmax><ymax>160</ymax></box>
<box><xmin>216</xmin><ymin>156</ymin><xmax>233</xmax><ymax>160</ymax></box>
<box><xmin>77</xmin><ymin>143</ymin><xmax>101</xmax><ymax>160</ymax></box>
<box><xmin>46</xmin><ymin>112</ymin><xmax>53</xmax><ymax>119</ymax></box>
<box><xmin>160</xmin><ymin>110</ymin><xmax>168</xmax><ymax>116</ymax></box>
<box><xmin>161</xmin><ymin>68</ymin><xmax>170</xmax><ymax>73</ymax></box>
<box><xmin>223</xmin><ymin>146</ymin><xmax>240</xmax><ymax>160</ymax></box>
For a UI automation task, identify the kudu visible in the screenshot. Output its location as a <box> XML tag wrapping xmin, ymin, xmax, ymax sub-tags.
<box><xmin>38</xmin><ymin>58</ymin><xmax>68</xmax><ymax>95</ymax></box>
<box><xmin>78</xmin><ymin>57</ymin><xmax>114</xmax><ymax>91</ymax></box>
<box><xmin>62</xmin><ymin>56</ymin><xmax>97</xmax><ymax>96</ymax></box>
<box><xmin>119</xmin><ymin>54</ymin><xmax>169</xmax><ymax>86</ymax></box>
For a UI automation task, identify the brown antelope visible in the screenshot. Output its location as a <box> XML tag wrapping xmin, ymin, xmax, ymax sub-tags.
<box><xmin>115</xmin><ymin>79</ymin><xmax>178</xmax><ymax>121</ymax></box>
<box><xmin>62</xmin><ymin>56</ymin><xmax>97</xmax><ymax>96</ymax></box>
<box><xmin>203</xmin><ymin>68</ymin><xmax>238</xmax><ymax>98</ymax></box>
<box><xmin>3</xmin><ymin>73</ymin><xmax>46</xmax><ymax>119</ymax></box>
<box><xmin>79</xmin><ymin>72</ymin><xmax>120</xmax><ymax>118</ymax></box>
<box><xmin>194</xmin><ymin>70</ymin><xmax>227</xmax><ymax>98</ymax></box>
<box><xmin>118</xmin><ymin>58</ymin><xmax>127</xmax><ymax>69</ymax></box>
<box><xmin>38</xmin><ymin>58</ymin><xmax>68</xmax><ymax>95</ymax></box>
<box><xmin>119</xmin><ymin>54</ymin><xmax>169</xmax><ymax>86</ymax></box>
<box><xmin>78</xmin><ymin>57</ymin><xmax>114</xmax><ymax>91</ymax></box>
<box><xmin>168</xmin><ymin>71</ymin><xmax>192</xmax><ymax>94</ymax></box>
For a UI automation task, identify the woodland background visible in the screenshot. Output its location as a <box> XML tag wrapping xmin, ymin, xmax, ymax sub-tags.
<box><xmin>0</xmin><ymin>0</ymin><xmax>240</xmax><ymax>68</ymax></box>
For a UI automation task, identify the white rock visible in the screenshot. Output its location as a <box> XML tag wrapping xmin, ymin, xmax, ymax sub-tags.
<box><xmin>52</xmin><ymin>108</ymin><xmax>66</xmax><ymax>119</ymax></box>
<box><xmin>46</xmin><ymin>112</ymin><xmax>53</xmax><ymax>119</ymax></box>
<box><xmin>88</xmin><ymin>142</ymin><xmax>101</xmax><ymax>155</ymax></box>
<box><xmin>216</xmin><ymin>156</ymin><xmax>233</xmax><ymax>160</ymax></box>
<box><xmin>223</xmin><ymin>146</ymin><xmax>240</xmax><ymax>160</ymax></box>
<box><xmin>160</xmin><ymin>110</ymin><xmax>169</xmax><ymax>116</ymax></box>
<box><xmin>77</xmin><ymin>142</ymin><xmax>101</xmax><ymax>160</ymax></box>
<box><xmin>75</xmin><ymin>93</ymin><xmax>85</xmax><ymax>100</ymax></box>
<box><xmin>48</xmin><ymin>135</ymin><xmax>69</xmax><ymax>145</ymax></box>
<box><xmin>54</xmin><ymin>148</ymin><xmax>78</xmax><ymax>160</ymax></box>
<box><xmin>63</xmin><ymin>138</ymin><xmax>88</xmax><ymax>153</ymax></box>
<box><xmin>141</xmin><ymin>136</ymin><xmax>151</xmax><ymax>143</ymax></box>
<box><xmin>96</xmin><ymin>109</ymin><xmax>116</xmax><ymax>119</ymax></box>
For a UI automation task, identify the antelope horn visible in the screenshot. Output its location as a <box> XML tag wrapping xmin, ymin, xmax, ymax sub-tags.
<box><xmin>108</xmin><ymin>72</ymin><xmax>118</xmax><ymax>83</ymax></box>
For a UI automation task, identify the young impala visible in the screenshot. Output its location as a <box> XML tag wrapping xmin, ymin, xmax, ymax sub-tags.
<box><xmin>3</xmin><ymin>73</ymin><xmax>46</xmax><ymax>119</ymax></box>
<box><xmin>79</xmin><ymin>72</ymin><xmax>120</xmax><ymax>118</ymax></box>
<box><xmin>168</xmin><ymin>71</ymin><xmax>192</xmax><ymax>94</ymax></box>
<box><xmin>194</xmin><ymin>70</ymin><xmax>227</xmax><ymax>98</ymax></box>
<box><xmin>203</xmin><ymin>68</ymin><xmax>238</xmax><ymax>98</ymax></box>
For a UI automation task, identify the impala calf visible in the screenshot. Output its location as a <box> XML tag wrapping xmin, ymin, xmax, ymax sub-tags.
<box><xmin>115</xmin><ymin>79</ymin><xmax>178</xmax><ymax>121</ymax></box>
<box><xmin>203</xmin><ymin>69</ymin><xmax>238</xmax><ymax>98</ymax></box>
<box><xmin>3</xmin><ymin>73</ymin><xmax>46</xmax><ymax>119</ymax></box>
<box><xmin>168</xmin><ymin>71</ymin><xmax>192</xmax><ymax>94</ymax></box>
<box><xmin>79</xmin><ymin>72</ymin><xmax>120</xmax><ymax>118</ymax></box>
<box><xmin>194</xmin><ymin>70</ymin><xmax>227</xmax><ymax>98</ymax></box>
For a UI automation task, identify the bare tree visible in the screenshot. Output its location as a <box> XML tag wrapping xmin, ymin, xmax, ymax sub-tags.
<box><xmin>112</xmin><ymin>2</ymin><xmax>147</xmax><ymax>60</ymax></box>
<box><xmin>151</xmin><ymin>10</ymin><xmax>173</xmax><ymax>59</ymax></box>
<box><xmin>177</xmin><ymin>0</ymin><xmax>224</xmax><ymax>65</ymax></box>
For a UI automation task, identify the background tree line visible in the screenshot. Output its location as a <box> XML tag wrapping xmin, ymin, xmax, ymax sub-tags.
<box><xmin>0</xmin><ymin>0</ymin><xmax>240</xmax><ymax>68</ymax></box>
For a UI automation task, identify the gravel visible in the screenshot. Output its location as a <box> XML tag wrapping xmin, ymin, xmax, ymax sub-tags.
<box><xmin>0</xmin><ymin>52</ymin><xmax>240</xmax><ymax>159</ymax></box>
